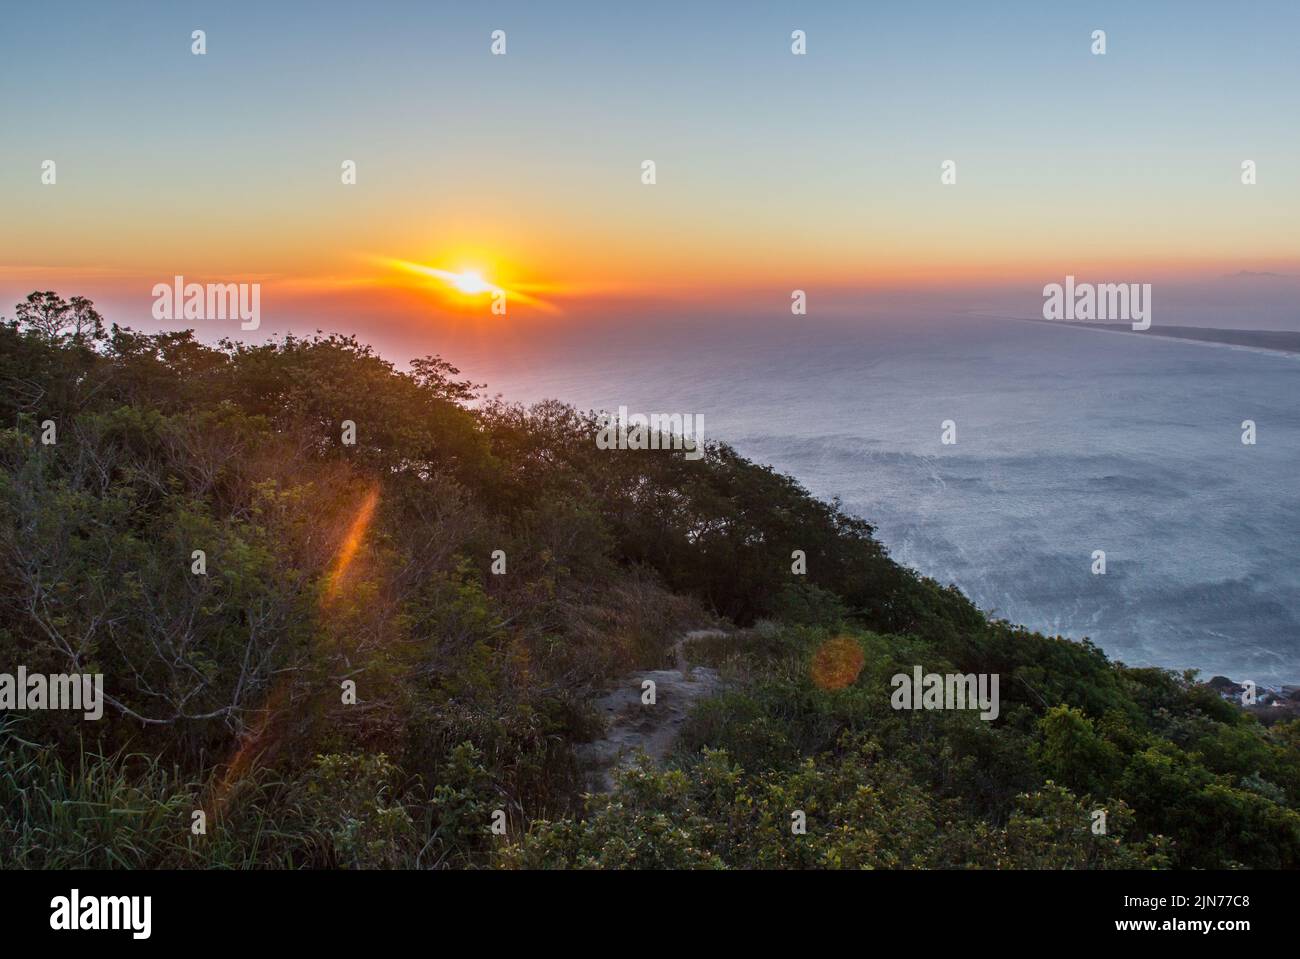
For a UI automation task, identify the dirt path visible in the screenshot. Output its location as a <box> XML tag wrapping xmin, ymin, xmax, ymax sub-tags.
<box><xmin>576</xmin><ymin>629</ymin><xmax>729</xmax><ymax>793</ymax></box>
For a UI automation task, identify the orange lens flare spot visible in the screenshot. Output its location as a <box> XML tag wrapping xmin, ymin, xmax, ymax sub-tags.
<box><xmin>206</xmin><ymin>485</ymin><xmax>380</xmax><ymax>816</ymax></box>
<box><xmin>323</xmin><ymin>486</ymin><xmax>380</xmax><ymax>603</ymax></box>
<box><xmin>810</xmin><ymin>635</ymin><xmax>866</xmax><ymax>691</ymax></box>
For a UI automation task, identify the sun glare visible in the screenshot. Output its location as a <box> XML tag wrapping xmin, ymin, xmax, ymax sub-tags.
<box><xmin>372</xmin><ymin>255</ymin><xmax>560</xmax><ymax>313</ymax></box>
<box><xmin>451</xmin><ymin>270</ymin><xmax>491</xmax><ymax>294</ymax></box>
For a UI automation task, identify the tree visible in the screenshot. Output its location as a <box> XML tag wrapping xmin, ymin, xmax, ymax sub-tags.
<box><xmin>14</xmin><ymin>291</ymin><xmax>105</xmax><ymax>344</ymax></box>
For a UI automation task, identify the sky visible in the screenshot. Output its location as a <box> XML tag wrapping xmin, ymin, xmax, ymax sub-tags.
<box><xmin>2</xmin><ymin>0</ymin><xmax>1299</xmax><ymax>356</ymax></box>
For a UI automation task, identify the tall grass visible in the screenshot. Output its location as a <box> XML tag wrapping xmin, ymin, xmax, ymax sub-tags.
<box><xmin>0</xmin><ymin>721</ymin><xmax>314</xmax><ymax>868</ymax></box>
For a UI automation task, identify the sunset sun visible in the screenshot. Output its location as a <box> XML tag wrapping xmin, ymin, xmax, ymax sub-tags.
<box><xmin>450</xmin><ymin>270</ymin><xmax>491</xmax><ymax>295</ymax></box>
<box><xmin>373</xmin><ymin>255</ymin><xmax>559</xmax><ymax>313</ymax></box>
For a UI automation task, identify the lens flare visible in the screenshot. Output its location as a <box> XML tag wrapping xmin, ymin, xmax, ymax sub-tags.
<box><xmin>810</xmin><ymin>635</ymin><xmax>866</xmax><ymax>691</ymax></box>
<box><xmin>323</xmin><ymin>485</ymin><xmax>380</xmax><ymax>603</ymax></box>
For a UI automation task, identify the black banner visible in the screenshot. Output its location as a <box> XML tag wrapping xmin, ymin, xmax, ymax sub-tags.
<box><xmin>0</xmin><ymin>869</ymin><xmax>1277</xmax><ymax>946</ymax></box>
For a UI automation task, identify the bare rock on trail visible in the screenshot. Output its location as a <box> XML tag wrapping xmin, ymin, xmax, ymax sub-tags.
<box><xmin>577</xmin><ymin>629</ymin><xmax>729</xmax><ymax>793</ymax></box>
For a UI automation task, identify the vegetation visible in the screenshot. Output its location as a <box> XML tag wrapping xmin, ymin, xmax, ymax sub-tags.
<box><xmin>1</xmin><ymin>291</ymin><xmax>1297</xmax><ymax>869</ymax></box>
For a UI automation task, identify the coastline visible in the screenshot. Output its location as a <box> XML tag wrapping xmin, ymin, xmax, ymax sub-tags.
<box><xmin>1003</xmin><ymin>315</ymin><xmax>1300</xmax><ymax>358</ymax></box>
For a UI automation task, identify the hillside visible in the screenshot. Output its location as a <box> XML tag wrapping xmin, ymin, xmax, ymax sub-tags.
<box><xmin>1</xmin><ymin>291</ymin><xmax>1298</xmax><ymax>869</ymax></box>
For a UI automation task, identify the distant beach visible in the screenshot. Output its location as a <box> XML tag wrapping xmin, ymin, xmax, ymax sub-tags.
<box><xmin>1014</xmin><ymin>317</ymin><xmax>1300</xmax><ymax>358</ymax></box>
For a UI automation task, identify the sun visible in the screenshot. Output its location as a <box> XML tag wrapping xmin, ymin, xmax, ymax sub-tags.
<box><xmin>372</xmin><ymin>255</ymin><xmax>560</xmax><ymax>313</ymax></box>
<box><xmin>451</xmin><ymin>270</ymin><xmax>491</xmax><ymax>295</ymax></box>
<box><xmin>375</xmin><ymin>257</ymin><xmax>500</xmax><ymax>296</ymax></box>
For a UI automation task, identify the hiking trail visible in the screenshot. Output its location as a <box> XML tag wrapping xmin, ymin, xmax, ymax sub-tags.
<box><xmin>576</xmin><ymin>629</ymin><xmax>729</xmax><ymax>793</ymax></box>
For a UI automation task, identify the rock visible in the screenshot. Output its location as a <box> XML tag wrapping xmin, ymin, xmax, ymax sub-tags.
<box><xmin>575</xmin><ymin>629</ymin><xmax>730</xmax><ymax>793</ymax></box>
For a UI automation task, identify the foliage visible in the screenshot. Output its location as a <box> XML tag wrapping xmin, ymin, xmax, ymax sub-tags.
<box><xmin>1</xmin><ymin>294</ymin><xmax>1296</xmax><ymax>869</ymax></box>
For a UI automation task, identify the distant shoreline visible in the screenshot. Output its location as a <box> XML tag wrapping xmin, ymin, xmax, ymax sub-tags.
<box><xmin>958</xmin><ymin>313</ymin><xmax>1299</xmax><ymax>687</ymax></box>
<box><xmin>1005</xmin><ymin>316</ymin><xmax>1300</xmax><ymax>356</ymax></box>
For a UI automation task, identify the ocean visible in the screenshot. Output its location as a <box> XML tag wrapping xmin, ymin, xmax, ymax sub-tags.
<box><xmin>458</xmin><ymin>314</ymin><xmax>1300</xmax><ymax>685</ymax></box>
